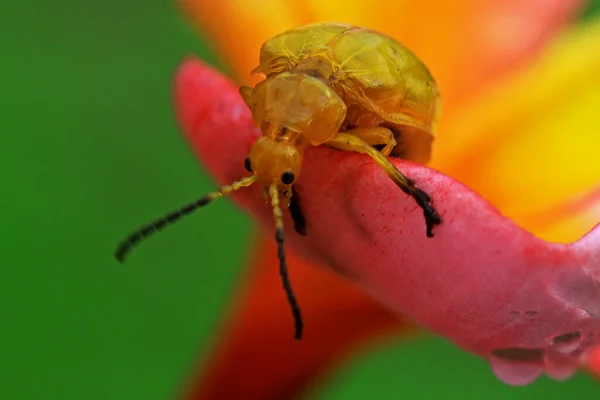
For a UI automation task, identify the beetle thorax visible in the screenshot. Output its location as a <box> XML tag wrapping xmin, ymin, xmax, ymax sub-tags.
<box><xmin>251</xmin><ymin>72</ymin><xmax>347</xmax><ymax>147</ymax></box>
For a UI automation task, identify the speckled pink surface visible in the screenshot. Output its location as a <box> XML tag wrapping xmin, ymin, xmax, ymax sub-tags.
<box><xmin>174</xmin><ymin>58</ymin><xmax>600</xmax><ymax>385</ymax></box>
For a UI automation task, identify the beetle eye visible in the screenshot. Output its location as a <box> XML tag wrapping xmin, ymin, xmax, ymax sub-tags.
<box><xmin>281</xmin><ymin>171</ymin><xmax>295</xmax><ymax>185</ymax></box>
<box><xmin>244</xmin><ymin>157</ymin><xmax>253</xmax><ymax>173</ymax></box>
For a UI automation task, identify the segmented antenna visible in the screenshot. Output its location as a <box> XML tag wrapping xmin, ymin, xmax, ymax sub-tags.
<box><xmin>114</xmin><ymin>176</ymin><xmax>256</xmax><ymax>262</ymax></box>
<box><xmin>270</xmin><ymin>184</ymin><xmax>303</xmax><ymax>339</ymax></box>
<box><xmin>114</xmin><ymin>194</ymin><xmax>215</xmax><ymax>262</ymax></box>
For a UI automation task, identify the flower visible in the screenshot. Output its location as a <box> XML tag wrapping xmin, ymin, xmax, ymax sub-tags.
<box><xmin>176</xmin><ymin>0</ymin><xmax>600</xmax><ymax>398</ymax></box>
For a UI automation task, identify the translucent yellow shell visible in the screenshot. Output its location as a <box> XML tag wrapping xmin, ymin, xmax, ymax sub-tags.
<box><xmin>253</xmin><ymin>22</ymin><xmax>441</xmax><ymax>163</ymax></box>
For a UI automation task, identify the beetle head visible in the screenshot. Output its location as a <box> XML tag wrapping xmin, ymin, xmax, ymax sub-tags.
<box><xmin>246</xmin><ymin>136</ymin><xmax>302</xmax><ymax>189</ymax></box>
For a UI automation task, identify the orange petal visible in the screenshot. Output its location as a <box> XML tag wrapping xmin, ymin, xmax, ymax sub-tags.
<box><xmin>179</xmin><ymin>0</ymin><xmax>581</xmax><ymax>108</ymax></box>
<box><xmin>433</xmin><ymin>17</ymin><xmax>600</xmax><ymax>230</ymax></box>
<box><xmin>303</xmin><ymin>0</ymin><xmax>583</xmax><ymax>114</ymax></box>
<box><xmin>587</xmin><ymin>346</ymin><xmax>600</xmax><ymax>378</ymax></box>
<box><xmin>517</xmin><ymin>186</ymin><xmax>600</xmax><ymax>243</ymax></box>
<box><xmin>184</xmin><ymin>233</ymin><xmax>409</xmax><ymax>400</ymax></box>
<box><xmin>178</xmin><ymin>0</ymin><xmax>309</xmax><ymax>83</ymax></box>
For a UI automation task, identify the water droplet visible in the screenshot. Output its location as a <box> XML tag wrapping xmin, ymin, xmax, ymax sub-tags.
<box><xmin>544</xmin><ymin>354</ymin><xmax>578</xmax><ymax>381</ymax></box>
<box><xmin>489</xmin><ymin>348</ymin><xmax>544</xmax><ymax>386</ymax></box>
<box><xmin>551</xmin><ymin>331</ymin><xmax>582</xmax><ymax>354</ymax></box>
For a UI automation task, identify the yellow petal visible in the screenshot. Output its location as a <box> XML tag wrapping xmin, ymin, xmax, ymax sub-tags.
<box><xmin>432</xmin><ymin>18</ymin><xmax>600</xmax><ymax>228</ymax></box>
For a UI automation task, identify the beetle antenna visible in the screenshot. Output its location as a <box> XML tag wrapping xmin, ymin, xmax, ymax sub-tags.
<box><xmin>114</xmin><ymin>175</ymin><xmax>257</xmax><ymax>263</ymax></box>
<box><xmin>269</xmin><ymin>183</ymin><xmax>304</xmax><ymax>340</ymax></box>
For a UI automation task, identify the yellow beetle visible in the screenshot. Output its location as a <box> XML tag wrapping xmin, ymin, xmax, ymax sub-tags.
<box><xmin>238</xmin><ymin>21</ymin><xmax>441</xmax><ymax>232</ymax></box>
<box><xmin>115</xmin><ymin>22</ymin><xmax>442</xmax><ymax>340</ymax></box>
<box><xmin>244</xmin><ymin>22</ymin><xmax>440</xmax><ymax>164</ymax></box>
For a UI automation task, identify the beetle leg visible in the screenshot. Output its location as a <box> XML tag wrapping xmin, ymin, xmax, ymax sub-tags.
<box><xmin>326</xmin><ymin>133</ymin><xmax>441</xmax><ymax>238</ymax></box>
<box><xmin>287</xmin><ymin>189</ymin><xmax>307</xmax><ymax>236</ymax></box>
<box><xmin>342</xmin><ymin>127</ymin><xmax>397</xmax><ymax>157</ymax></box>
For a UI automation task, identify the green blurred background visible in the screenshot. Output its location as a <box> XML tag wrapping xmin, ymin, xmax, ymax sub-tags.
<box><xmin>2</xmin><ymin>1</ymin><xmax>600</xmax><ymax>399</ymax></box>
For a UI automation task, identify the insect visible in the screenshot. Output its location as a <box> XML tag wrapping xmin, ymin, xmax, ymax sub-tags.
<box><xmin>115</xmin><ymin>22</ymin><xmax>442</xmax><ymax>341</ymax></box>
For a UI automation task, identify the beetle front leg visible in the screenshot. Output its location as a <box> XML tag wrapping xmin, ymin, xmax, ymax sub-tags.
<box><xmin>341</xmin><ymin>126</ymin><xmax>397</xmax><ymax>157</ymax></box>
<box><xmin>326</xmin><ymin>133</ymin><xmax>442</xmax><ymax>238</ymax></box>
<box><xmin>287</xmin><ymin>189</ymin><xmax>307</xmax><ymax>236</ymax></box>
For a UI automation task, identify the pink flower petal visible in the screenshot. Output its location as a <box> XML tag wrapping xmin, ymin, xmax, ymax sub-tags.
<box><xmin>174</xmin><ymin>57</ymin><xmax>600</xmax><ymax>385</ymax></box>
